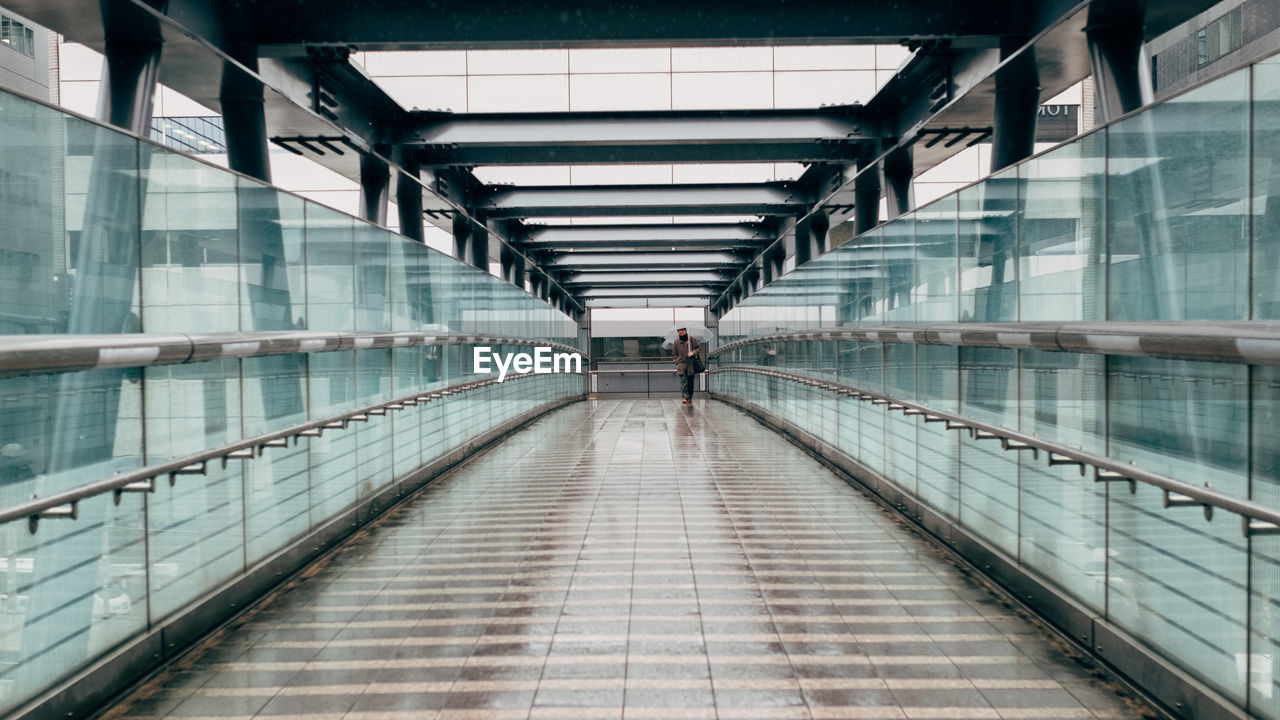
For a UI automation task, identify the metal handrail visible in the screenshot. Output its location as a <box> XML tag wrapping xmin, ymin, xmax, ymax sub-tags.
<box><xmin>0</xmin><ymin>331</ymin><xmax>587</xmax><ymax>379</ymax></box>
<box><xmin>708</xmin><ymin>322</ymin><xmax>1280</xmax><ymax>367</ymax></box>
<box><xmin>7</xmin><ymin>370</ymin><xmax>584</xmax><ymax>533</ymax></box>
<box><xmin>710</xmin><ymin>365</ymin><xmax>1280</xmax><ymax>537</ymax></box>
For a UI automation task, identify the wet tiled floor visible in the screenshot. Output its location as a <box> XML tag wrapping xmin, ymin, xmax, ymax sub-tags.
<box><xmin>105</xmin><ymin>399</ymin><xmax>1152</xmax><ymax>720</ymax></box>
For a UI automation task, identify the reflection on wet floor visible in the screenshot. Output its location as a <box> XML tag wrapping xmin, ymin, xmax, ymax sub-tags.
<box><xmin>103</xmin><ymin>398</ymin><xmax>1152</xmax><ymax>720</ymax></box>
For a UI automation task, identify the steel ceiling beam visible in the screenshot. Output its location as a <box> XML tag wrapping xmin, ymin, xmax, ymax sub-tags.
<box><xmin>580</xmin><ymin>287</ymin><xmax>721</xmax><ymax>298</ymax></box>
<box><xmin>405</xmin><ymin>108</ymin><xmax>870</xmax><ymax>165</ymax></box>
<box><xmin>563</xmin><ymin>271</ymin><xmax>734</xmax><ymax>287</ymax></box>
<box><xmin>518</xmin><ymin>223</ymin><xmax>775</xmax><ymax>251</ymax></box>
<box><xmin>479</xmin><ymin>184</ymin><xmax>808</xmax><ymax>218</ymax></box>
<box><xmin>545</xmin><ymin>252</ymin><xmax>745</xmax><ymax>268</ymax></box>
<box><xmin>222</xmin><ymin>0</ymin><xmax>1024</xmax><ymax>50</ymax></box>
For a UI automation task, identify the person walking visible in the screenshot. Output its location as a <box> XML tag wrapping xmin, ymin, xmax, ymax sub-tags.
<box><xmin>672</xmin><ymin>327</ymin><xmax>702</xmax><ymax>404</ymax></box>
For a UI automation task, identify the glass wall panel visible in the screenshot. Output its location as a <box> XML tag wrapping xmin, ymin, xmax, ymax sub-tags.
<box><xmin>355</xmin><ymin>223</ymin><xmax>390</xmax><ymax>332</ymax></box>
<box><xmin>304</xmin><ymin>204</ymin><xmax>355</xmax><ymax>331</ymax></box>
<box><xmin>1108</xmin><ymin>69</ymin><xmax>1250</xmax><ymax>321</ymax></box>
<box><xmin>140</xmin><ymin>147</ymin><xmax>239</xmax><ymax>333</ymax></box>
<box><xmin>916</xmin><ymin>345</ymin><xmax>959</xmax><ymax>518</ymax></box>
<box><xmin>1019</xmin><ymin>134</ymin><xmax>1105</xmax><ymax>321</ymax></box>
<box><xmin>1107</xmin><ymin>356</ymin><xmax>1247</xmax><ymax>499</ymax></box>
<box><xmin>64</xmin><ymin>123</ymin><xmax>142</xmax><ymax>335</ymax></box>
<box><xmin>144</xmin><ymin>359</ymin><xmax>244</xmax><ymax>619</ymax></box>
<box><xmin>882</xmin><ymin>214</ymin><xmax>916</xmax><ymax>325</ymax></box>
<box><xmin>884</xmin><ymin>343</ymin><xmax>916</xmax><ymax>492</ymax></box>
<box><xmin>239</xmin><ymin>179</ymin><xmax>306</xmax><ymax>331</ymax></box>
<box><xmin>915</xmin><ymin>195</ymin><xmax>958</xmax><ymax>323</ymax></box>
<box><xmin>1255</xmin><ymin>57</ymin><xmax>1280</xmax><ymax>319</ymax></box>
<box><xmin>1108</xmin><ymin>483</ymin><xmax>1247</xmax><ymax>702</ymax></box>
<box><xmin>0</xmin><ymin>93</ymin><xmax>68</xmax><ymax>335</ymax></box>
<box><xmin>959</xmin><ymin>170</ymin><xmax>1018</xmax><ymax>323</ymax></box>
<box><xmin>958</xmin><ymin>347</ymin><xmax>1019</xmax><ymax>555</ymax></box>
<box><xmin>1019</xmin><ymin>350</ymin><xmax>1105</xmax><ymax>609</ymax></box>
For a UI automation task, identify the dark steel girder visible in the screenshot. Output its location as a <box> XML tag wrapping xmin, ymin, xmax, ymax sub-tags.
<box><xmin>581</xmin><ymin>287</ymin><xmax>721</xmax><ymax>298</ymax></box>
<box><xmin>714</xmin><ymin>0</ymin><xmax>1220</xmax><ymax>314</ymax></box>
<box><xmin>404</xmin><ymin>108</ymin><xmax>870</xmax><ymax>166</ymax></box>
<box><xmin>518</xmin><ymin>223</ymin><xmax>775</xmax><ymax>251</ymax></box>
<box><xmin>563</xmin><ymin>271</ymin><xmax>734</xmax><ymax>287</ymax></box>
<box><xmin>545</xmin><ymin>252</ymin><xmax>746</xmax><ymax>268</ymax></box>
<box><xmin>226</xmin><ymin>0</ymin><xmax>1024</xmax><ymax>50</ymax></box>
<box><xmin>480</xmin><ymin>184</ymin><xmax>808</xmax><ymax>219</ymax></box>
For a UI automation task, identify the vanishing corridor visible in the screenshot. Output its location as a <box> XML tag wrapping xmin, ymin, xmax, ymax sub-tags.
<box><xmin>105</xmin><ymin>399</ymin><xmax>1147</xmax><ymax>720</ymax></box>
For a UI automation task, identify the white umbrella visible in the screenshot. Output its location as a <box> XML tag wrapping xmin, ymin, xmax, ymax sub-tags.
<box><xmin>660</xmin><ymin>324</ymin><xmax>713</xmax><ymax>349</ymax></box>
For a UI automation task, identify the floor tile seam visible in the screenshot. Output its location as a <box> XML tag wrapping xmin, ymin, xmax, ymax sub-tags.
<box><xmin>717</xmin><ymin>402</ymin><xmax>956</xmax><ymax>639</ymax></box>
<box><xmin>694</xmin><ymin>405</ymin><xmax>821</xmax><ymax>717</ymax></box>
<box><xmin>363</xmin><ymin>408</ymin><xmax>594</xmax><ymax>706</ymax></box>
<box><xmin>667</xmin><ymin>406</ymin><xmax>719</xmax><ymax>705</ymax></box>
<box><xmin>707</xmin><ymin>402</ymin><xmax>929</xmax><ymax>702</ymax></box>
<box><xmin>532</xmin><ymin>400</ymin><xmax>629</xmax><ymax>702</ymax></box>
<box><xmin>620</xmin><ymin>400</ymin><xmax>656</xmax><ymax>700</ymax></box>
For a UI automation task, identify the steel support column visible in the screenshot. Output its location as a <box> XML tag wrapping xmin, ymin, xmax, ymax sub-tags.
<box><xmin>96</xmin><ymin>0</ymin><xmax>164</xmax><ymax>134</ymax></box>
<box><xmin>854</xmin><ymin>147</ymin><xmax>882</xmax><ymax>235</ymax></box>
<box><xmin>883</xmin><ymin>145</ymin><xmax>913</xmax><ymax>219</ymax></box>
<box><xmin>991</xmin><ymin>37</ymin><xmax>1041</xmax><ymax>173</ymax></box>
<box><xmin>220</xmin><ymin>47</ymin><xmax>272</xmax><ymax>183</ymax></box>
<box><xmin>453</xmin><ymin>215</ymin><xmax>472</xmax><ymax>262</ymax></box>
<box><xmin>359</xmin><ymin>150</ymin><xmax>391</xmax><ymax>226</ymax></box>
<box><xmin>395</xmin><ymin>151</ymin><xmax>424</xmax><ymax>242</ymax></box>
<box><xmin>470</xmin><ymin>223</ymin><xmax>490</xmax><ymax>271</ymax></box>
<box><xmin>1086</xmin><ymin>0</ymin><xmax>1153</xmax><ymax>122</ymax></box>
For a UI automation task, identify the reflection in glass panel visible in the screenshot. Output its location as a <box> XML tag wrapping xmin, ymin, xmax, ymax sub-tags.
<box><xmin>1108</xmin><ymin>68</ymin><xmax>1249</xmax><ymax>321</ymax></box>
<box><xmin>959</xmin><ymin>170</ymin><xmax>1018</xmax><ymax>322</ymax></box>
<box><xmin>1254</xmin><ymin>58</ymin><xmax>1280</xmax><ymax>319</ymax></box>
<box><xmin>140</xmin><ymin>146</ymin><xmax>239</xmax><ymax>333</ymax></box>
<box><xmin>838</xmin><ymin>229</ymin><xmax>884</xmax><ymax>326</ymax></box>
<box><xmin>1109</xmin><ymin>484</ymin><xmax>1247</xmax><ymax>702</ymax></box>
<box><xmin>914</xmin><ymin>195</ymin><xmax>958</xmax><ymax>323</ymax></box>
<box><xmin>239</xmin><ymin>179</ymin><xmax>305</xmax><ymax>331</ymax></box>
<box><xmin>64</xmin><ymin>121</ymin><xmax>143</xmax><ymax>335</ymax></box>
<box><xmin>0</xmin><ymin>368</ymin><xmax>143</xmax><ymax>504</ymax></box>
<box><xmin>309</xmin><ymin>352</ymin><xmax>358</xmax><ymax>522</ymax></box>
<box><xmin>1107</xmin><ymin>356</ymin><xmax>1246</xmax><ymax>499</ymax></box>
<box><xmin>1019</xmin><ymin>351</ymin><xmax>1106</xmax><ymax>610</ymax></box>
<box><xmin>243</xmin><ymin>354</ymin><xmax>309</xmax><ymax>563</ymax></box>
<box><xmin>355</xmin><ymin>223</ymin><xmax>390</xmax><ymax>332</ymax></box>
<box><xmin>884</xmin><ymin>343</ymin><xmax>916</xmax><ymax>492</ymax></box>
<box><xmin>916</xmin><ymin>345</ymin><xmax>959</xmax><ymax>518</ymax></box>
<box><xmin>959</xmin><ymin>347</ymin><xmax>1018</xmax><ymax>554</ymax></box>
<box><xmin>305</xmin><ymin>203</ymin><xmax>355</xmax><ymax>331</ymax></box>
<box><xmin>1019</xmin><ymin>134</ymin><xmax>1104</xmax><ymax>321</ymax></box>
<box><xmin>1</xmin><ymin>493</ymin><xmax>147</xmax><ymax>717</ymax></box>
<box><xmin>881</xmin><ymin>215</ymin><xmax>916</xmax><ymax>325</ymax></box>
<box><xmin>0</xmin><ymin>93</ymin><xmax>68</xmax><ymax>334</ymax></box>
<box><xmin>356</xmin><ymin>349</ymin><xmax>393</xmax><ymax>495</ymax></box>
<box><xmin>144</xmin><ymin>359</ymin><xmax>244</xmax><ymax>619</ymax></box>
<box><xmin>1251</xmin><ymin>366</ymin><xmax>1280</xmax><ymax>716</ymax></box>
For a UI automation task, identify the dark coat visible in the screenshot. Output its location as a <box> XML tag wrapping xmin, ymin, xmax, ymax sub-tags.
<box><xmin>672</xmin><ymin>336</ymin><xmax>702</xmax><ymax>376</ymax></box>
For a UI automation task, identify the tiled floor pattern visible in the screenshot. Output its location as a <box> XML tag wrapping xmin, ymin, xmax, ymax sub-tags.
<box><xmin>104</xmin><ymin>399</ymin><xmax>1153</xmax><ymax>720</ymax></box>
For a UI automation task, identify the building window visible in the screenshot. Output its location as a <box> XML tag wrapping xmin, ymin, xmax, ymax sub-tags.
<box><xmin>0</xmin><ymin>14</ymin><xmax>37</xmax><ymax>57</ymax></box>
<box><xmin>1198</xmin><ymin>7</ymin><xmax>1244</xmax><ymax>68</ymax></box>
